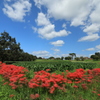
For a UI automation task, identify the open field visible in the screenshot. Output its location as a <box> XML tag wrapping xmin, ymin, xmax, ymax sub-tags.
<box><xmin>0</xmin><ymin>60</ymin><xmax>100</xmax><ymax>100</ymax></box>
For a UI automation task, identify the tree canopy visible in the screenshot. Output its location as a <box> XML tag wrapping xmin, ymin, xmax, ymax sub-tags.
<box><xmin>0</xmin><ymin>31</ymin><xmax>37</xmax><ymax>62</ymax></box>
<box><xmin>90</xmin><ymin>52</ymin><xmax>100</xmax><ymax>61</ymax></box>
<box><xmin>69</xmin><ymin>53</ymin><xmax>76</xmax><ymax>60</ymax></box>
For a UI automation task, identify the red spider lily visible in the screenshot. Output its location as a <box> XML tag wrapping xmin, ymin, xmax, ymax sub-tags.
<box><xmin>3</xmin><ymin>82</ymin><xmax>8</xmax><ymax>85</ymax></box>
<box><xmin>30</xmin><ymin>94</ymin><xmax>40</xmax><ymax>99</ymax></box>
<box><xmin>0</xmin><ymin>63</ymin><xmax>29</xmax><ymax>89</ymax></box>
<box><xmin>81</xmin><ymin>84</ymin><xmax>88</xmax><ymax>90</ymax></box>
<box><xmin>73</xmin><ymin>85</ymin><xmax>78</xmax><ymax>88</ymax></box>
<box><xmin>9</xmin><ymin>94</ymin><xmax>15</xmax><ymax>98</ymax></box>
<box><xmin>49</xmin><ymin>86</ymin><xmax>55</xmax><ymax>94</ymax></box>
<box><xmin>28</xmin><ymin>70</ymin><xmax>67</xmax><ymax>93</ymax></box>
<box><xmin>92</xmin><ymin>91</ymin><xmax>96</xmax><ymax>93</ymax></box>
<box><xmin>46</xmin><ymin>69</ymin><xmax>51</xmax><ymax>71</ymax></box>
<box><xmin>46</xmin><ymin>98</ymin><xmax>51</xmax><ymax>100</ymax></box>
<box><xmin>97</xmin><ymin>94</ymin><xmax>100</xmax><ymax>96</ymax></box>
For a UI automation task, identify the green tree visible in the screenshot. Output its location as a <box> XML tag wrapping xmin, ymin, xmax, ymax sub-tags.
<box><xmin>61</xmin><ymin>56</ymin><xmax>64</xmax><ymax>60</ymax></box>
<box><xmin>91</xmin><ymin>54</ymin><xmax>99</xmax><ymax>61</ymax></box>
<box><xmin>69</xmin><ymin>53</ymin><xmax>76</xmax><ymax>60</ymax></box>
<box><xmin>0</xmin><ymin>32</ymin><xmax>23</xmax><ymax>61</ymax></box>
<box><xmin>55</xmin><ymin>57</ymin><xmax>61</xmax><ymax>60</ymax></box>
<box><xmin>0</xmin><ymin>31</ymin><xmax>37</xmax><ymax>62</ymax></box>
<box><xmin>80</xmin><ymin>56</ymin><xmax>85</xmax><ymax>61</ymax></box>
<box><xmin>65</xmin><ymin>56</ymin><xmax>71</xmax><ymax>60</ymax></box>
<box><xmin>48</xmin><ymin>56</ymin><xmax>55</xmax><ymax>59</ymax></box>
<box><xmin>75</xmin><ymin>57</ymin><xmax>80</xmax><ymax>61</ymax></box>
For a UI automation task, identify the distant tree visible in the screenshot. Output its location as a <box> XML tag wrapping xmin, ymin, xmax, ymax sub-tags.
<box><xmin>80</xmin><ymin>56</ymin><xmax>85</xmax><ymax>61</ymax></box>
<box><xmin>90</xmin><ymin>54</ymin><xmax>99</xmax><ymax>61</ymax></box>
<box><xmin>90</xmin><ymin>52</ymin><xmax>100</xmax><ymax>61</ymax></box>
<box><xmin>61</xmin><ymin>56</ymin><xmax>64</xmax><ymax>60</ymax></box>
<box><xmin>95</xmin><ymin>52</ymin><xmax>100</xmax><ymax>58</ymax></box>
<box><xmin>69</xmin><ymin>53</ymin><xmax>76</xmax><ymax>60</ymax></box>
<box><xmin>55</xmin><ymin>57</ymin><xmax>61</xmax><ymax>60</ymax></box>
<box><xmin>38</xmin><ymin>57</ymin><xmax>42</xmax><ymax>59</ymax></box>
<box><xmin>75</xmin><ymin>57</ymin><xmax>80</xmax><ymax>61</ymax></box>
<box><xmin>48</xmin><ymin>56</ymin><xmax>55</xmax><ymax>59</ymax></box>
<box><xmin>65</xmin><ymin>56</ymin><xmax>71</xmax><ymax>60</ymax></box>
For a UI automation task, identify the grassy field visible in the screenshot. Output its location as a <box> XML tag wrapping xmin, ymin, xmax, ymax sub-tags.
<box><xmin>0</xmin><ymin>60</ymin><xmax>100</xmax><ymax>100</ymax></box>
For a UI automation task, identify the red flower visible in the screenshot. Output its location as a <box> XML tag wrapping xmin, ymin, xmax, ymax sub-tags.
<box><xmin>46</xmin><ymin>69</ymin><xmax>51</xmax><ymax>71</ymax></box>
<box><xmin>30</xmin><ymin>94</ymin><xmax>40</xmax><ymax>99</ymax></box>
<box><xmin>98</xmin><ymin>94</ymin><xmax>100</xmax><ymax>96</ymax></box>
<box><xmin>92</xmin><ymin>91</ymin><xmax>96</xmax><ymax>93</ymax></box>
<box><xmin>35</xmin><ymin>94</ymin><xmax>40</xmax><ymax>98</ymax></box>
<box><xmin>9</xmin><ymin>94</ymin><xmax>15</xmax><ymax>98</ymax></box>
<box><xmin>73</xmin><ymin>85</ymin><xmax>78</xmax><ymax>88</ymax></box>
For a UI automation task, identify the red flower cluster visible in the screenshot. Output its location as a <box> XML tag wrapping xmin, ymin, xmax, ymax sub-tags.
<box><xmin>66</xmin><ymin>68</ymin><xmax>85</xmax><ymax>83</ymax></box>
<box><xmin>28</xmin><ymin>70</ymin><xmax>67</xmax><ymax>93</ymax></box>
<box><xmin>0</xmin><ymin>62</ymin><xmax>29</xmax><ymax>89</ymax></box>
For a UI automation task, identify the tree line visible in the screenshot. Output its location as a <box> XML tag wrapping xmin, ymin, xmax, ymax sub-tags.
<box><xmin>90</xmin><ymin>52</ymin><xmax>100</xmax><ymax>61</ymax></box>
<box><xmin>0</xmin><ymin>31</ymin><xmax>37</xmax><ymax>62</ymax></box>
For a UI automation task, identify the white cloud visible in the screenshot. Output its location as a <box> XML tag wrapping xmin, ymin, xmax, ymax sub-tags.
<box><xmin>50</xmin><ymin>40</ymin><xmax>64</xmax><ymax>46</ymax></box>
<box><xmin>35</xmin><ymin>12</ymin><xmax>50</xmax><ymax>26</ymax></box>
<box><xmin>86</xmin><ymin>48</ymin><xmax>95</xmax><ymax>51</ymax></box>
<box><xmin>84</xmin><ymin>44</ymin><xmax>100</xmax><ymax>51</ymax></box>
<box><xmin>52</xmin><ymin>48</ymin><xmax>60</xmax><ymax>52</ymax></box>
<box><xmin>62</xmin><ymin>23</ymin><xmax>67</xmax><ymax>29</ymax></box>
<box><xmin>35</xmin><ymin>12</ymin><xmax>71</xmax><ymax>39</ymax></box>
<box><xmin>34</xmin><ymin>0</ymin><xmax>100</xmax><ymax>42</ymax></box>
<box><xmin>96</xmin><ymin>45</ymin><xmax>100</xmax><ymax>49</ymax></box>
<box><xmin>90</xmin><ymin>2</ymin><xmax>100</xmax><ymax>24</ymax></box>
<box><xmin>34</xmin><ymin>0</ymin><xmax>91</xmax><ymax>26</ymax></box>
<box><xmin>32</xmin><ymin>26</ymin><xmax>37</xmax><ymax>32</ymax></box>
<box><xmin>32</xmin><ymin>50</ymin><xmax>51</xmax><ymax>58</ymax></box>
<box><xmin>3</xmin><ymin>0</ymin><xmax>32</xmax><ymax>21</ymax></box>
<box><xmin>78</xmin><ymin>34</ymin><xmax>100</xmax><ymax>42</ymax></box>
<box><xmin>83</xmin><ymin>24</ymin><xmax>100</xmax><ymax>34</ymax></box>
<box><xmin>76</xmin><ymin>54</ymin><xmax>87</xmax><ymax>57</ymax></box>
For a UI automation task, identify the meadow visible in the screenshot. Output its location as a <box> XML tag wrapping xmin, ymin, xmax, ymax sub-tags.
<box><xmin>0</xmin><ymin>60</ymin><xmax>100</xmax><ymax>100</ymax></box>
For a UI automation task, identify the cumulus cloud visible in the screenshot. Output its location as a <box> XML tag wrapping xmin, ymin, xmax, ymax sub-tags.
<box><xmin>84</xmin><ymin>44</ymin><xmax>100</xmax><ymax>51</ymax></box>
<box><xmin>86</xmin><ymin>48</ymin><xmax>95</xmax><ymax>51</ymax></box>
<box><xmin>34</xmin><ymin>0</ymin><xmax>100</xmax><ymax>42</ymax></box>
<box><xmin>78</xmin><ymin>34</ymin><xmax>100</xmax><ymax>42</ymax></box>
<box><xmin>34</xmin><ymin>0</ymin><xmax>91</xmax><ymax>26</ymax></box>
<box><xmin>3</xmin><ymin>0</ymin><xmax>32</xmax><ymax>21</ymax></box>
<box><xmin>50</xmin><ymin>40</ymin><xmax>64</xmax><ymax>46</ymax></box>
<box><xmin>35</xmin><ymin>12</ymin><xmax>50</xmax><ymax>26</ymax></box>
<box><xmin>83</xmin><ymin>24</ymin><xmax>100</xmax><ymax>34</ymax></box>
<box><xmin>32</xmin><ymin>26</ymin><xmax>37</xmax><ymax>32</ymax></box>
<box><xmin>32</xmin><ymin>50</ymin><xmax>51</xmax><ymax>58</ymax></box>
<box><xmin>96</xmin><ymin>45</ymin><xmax>100</xmax><ymax>49</ymax></box>
<box><xmin>34</xmin><ymin>12</ymin><xmax>70</xmax><ymax>39</ymax></box>
<box><xmin>62</xmin><ymin>23</ymin><xmax>67</xmax><ymax>29</ymax></box>
<box><xmin>51</xmin><ymin>48</ymin><xmax>60</xmax><ymax>52</ymax></box>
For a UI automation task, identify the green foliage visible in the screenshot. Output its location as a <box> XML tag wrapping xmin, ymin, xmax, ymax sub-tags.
<box><xmin>90</xmin><ymin>52</ymin><xmax>100</xmax><ymax>61</ymax></box>
<box><xmin>65</xmin><ymin>56</ymin><xmax>71</xmax><ymax>60</ymax></box>
<box><xmin>0</xmin><ymin>31</ymin><xmax>37</xmax><ymax>62</ymax></box>
<box><xmin>69</xmin><ymin>53</ymin><xmax>76</xmax><ymax>60</ymax></box>
<box><xmin>75</xmin><ymin>56</ymin><xmax>85</xmax><ymax>61</ymax></box>
<box><xmin>13</xmin><ymin>61</ymin><xmax>97</xmax><ymax>72</ymax></box>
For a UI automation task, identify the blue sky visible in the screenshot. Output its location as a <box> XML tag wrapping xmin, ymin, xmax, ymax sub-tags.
<box><xmin>0</xmin><ymin>0</ymin><xmax>100</xmax><ymax>58</ymax></box>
